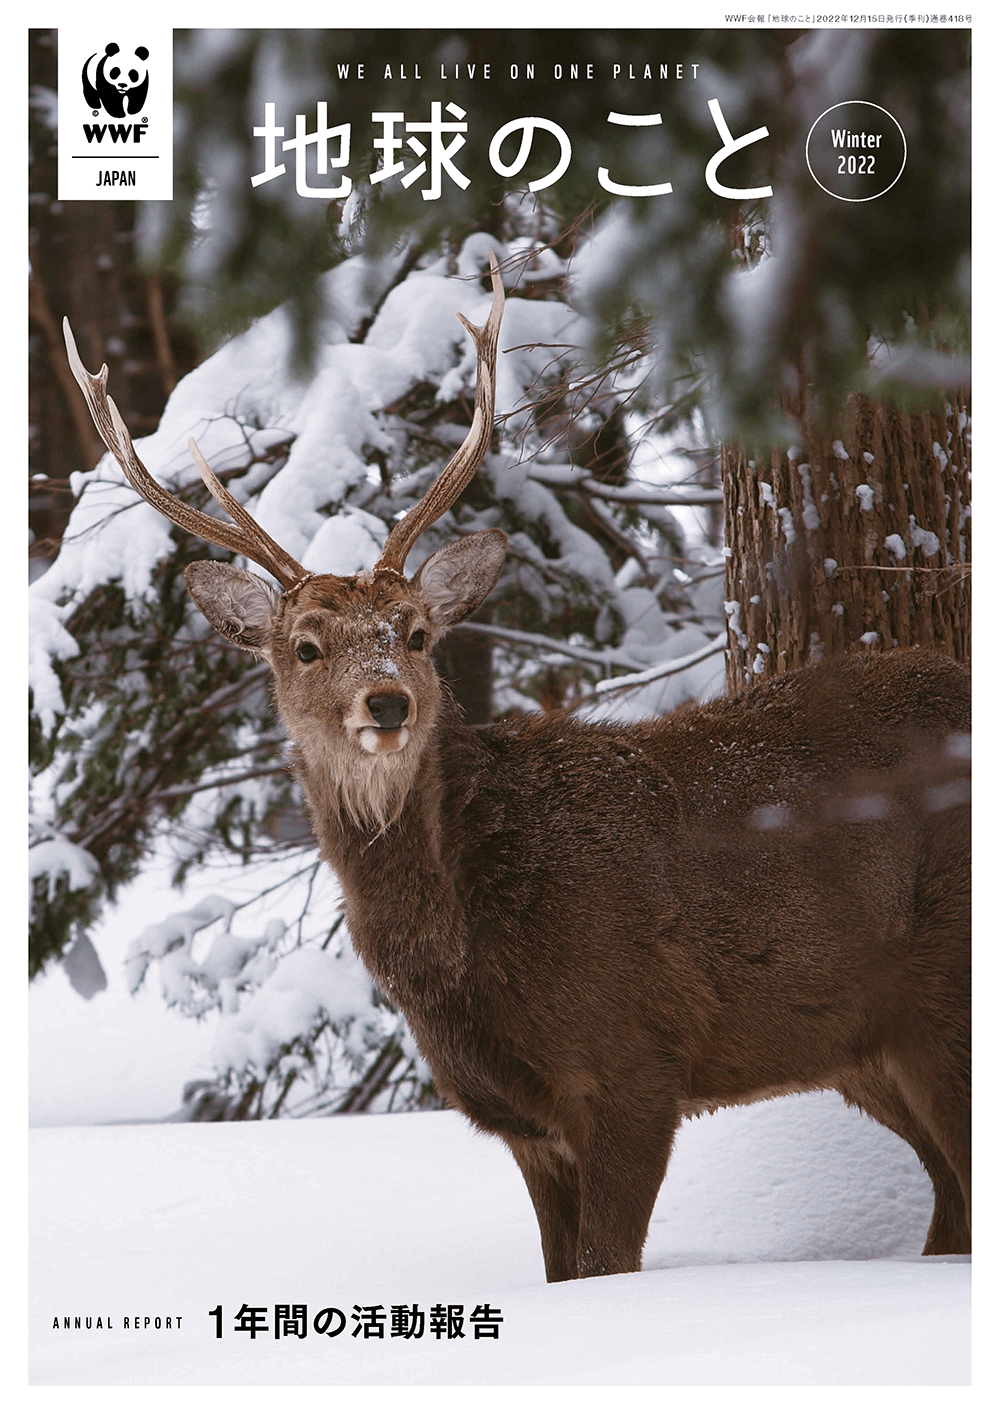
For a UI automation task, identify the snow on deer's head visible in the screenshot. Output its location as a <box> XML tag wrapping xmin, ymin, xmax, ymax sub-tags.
<box><xmin>184</xmin><ymin>533</ymin><xmax>506</xmax><ymax>827</ymax></box>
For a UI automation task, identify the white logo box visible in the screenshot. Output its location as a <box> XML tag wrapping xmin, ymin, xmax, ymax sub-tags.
<box><xmin>57</xmin><ymin>26</ymin><xmax>173</xmax><ymax>201</ymax></box>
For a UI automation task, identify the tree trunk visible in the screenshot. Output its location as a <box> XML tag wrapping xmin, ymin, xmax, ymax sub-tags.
<box><xmin>721</xmin><ymin>391</ymin><xmax>970</xmax><ymax>692</ymax></box>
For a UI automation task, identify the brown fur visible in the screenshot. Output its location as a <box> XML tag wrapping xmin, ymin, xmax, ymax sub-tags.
<box><xmin>185</xmin><ymin>537</ymin><xmax>970</xmax><ymax>1282</ymax></box>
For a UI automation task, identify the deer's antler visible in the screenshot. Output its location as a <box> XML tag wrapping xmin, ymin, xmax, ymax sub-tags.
<box><xmin>62</xmin><ymin>318</ymin><xmax>309</xmax><ymax>591</ymax></box>
<box><xmin>63</xmin><ymin>253</ymin><xmax>504</xmax><ymax>588</ymax></box>
<box><xmin>374</xmin><ymin>251</ymin><xmax>505</xmax><ymax>574</ymax></box>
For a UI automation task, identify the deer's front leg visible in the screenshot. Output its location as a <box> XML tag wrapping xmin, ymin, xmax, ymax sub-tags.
<box><xmin>574</xmin><ymin>1094</ymin><xmax>679</xmax><ymax>1279</ymax></box>
<box><xmin>508</xmin><ymin>1138</ymin><xmax>581</xmax><ymax>1283</ymax></box>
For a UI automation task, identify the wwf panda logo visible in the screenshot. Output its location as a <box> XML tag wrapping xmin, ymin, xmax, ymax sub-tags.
<box><xmin>82</xmin><ymin>43</ymin><xmax>149</xmax><ymax>118</ymax></box>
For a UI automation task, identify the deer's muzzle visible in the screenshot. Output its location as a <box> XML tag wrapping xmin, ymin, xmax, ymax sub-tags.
<box><xmin>366</xmin><ymin>694</ymin><xmax>411</xmax><ymax>731</ymax></box>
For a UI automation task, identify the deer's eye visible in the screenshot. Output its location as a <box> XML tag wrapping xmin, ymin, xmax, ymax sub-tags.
<box><xmin>296</xmin><ymin>642</ymin><xmax>321</xmax><ymax>663</ymax></box>
<box><xmin>408</xmin><ymin>630</ymin><xmax>426</xmax><ymax>652</ymax></box>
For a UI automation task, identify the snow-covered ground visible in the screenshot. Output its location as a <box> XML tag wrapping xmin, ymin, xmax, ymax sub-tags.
<box><xmin>30</xmin><ymin>853</ymin><xmax>230</xmax><ymax>1127</ymax></box>
<box><xmin>30</xmin><ymin>1093</ymin><xmax>969</xmax><ymax>1385</ymax></box>
<box><xmin>29</xmin><ymin>852</ymin><xmax>972</xmax><ymax>1386</ymax></box>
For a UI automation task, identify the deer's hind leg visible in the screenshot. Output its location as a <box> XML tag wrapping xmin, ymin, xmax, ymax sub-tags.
<box><xmin>881</xmin><ymin>800</ymin><xmax>972</xmax><ymax>1246</ymax></box>
<box><xmin>838</xmin><ymin>1064</ymin><xmax>970</xmax><ymax>1255</ymax></box>
<box><xmin>883</xmin><ymin>1028</ymin><xmax>971</xmax><ymax>1247</ymax></box>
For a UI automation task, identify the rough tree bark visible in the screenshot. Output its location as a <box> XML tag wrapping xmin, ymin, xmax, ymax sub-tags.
<box><xmin>722</xmin><ymin>391</ymin><xmax>970</xmax><ymax>692</ymax></box>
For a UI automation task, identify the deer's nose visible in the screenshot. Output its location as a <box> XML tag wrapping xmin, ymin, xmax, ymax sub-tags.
<box><xmin>366</xmin><ymin>694</ymin><xmax>410</xmax><ymax>730</ymax></box>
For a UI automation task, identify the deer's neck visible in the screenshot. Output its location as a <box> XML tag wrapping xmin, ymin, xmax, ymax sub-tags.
<box><xmin>293</xmin><ymin>700</ymin><xmax>478</xmax><ymax>1006</ymax></box>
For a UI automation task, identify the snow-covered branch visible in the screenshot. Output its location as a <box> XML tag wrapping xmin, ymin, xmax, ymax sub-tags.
<box><xmin>525</xmin><ymin>463</ymin><xmax>724</xmax><ymax>506</ymax></box>
<box><xmin>593</xmin><ymin>632</ymin><xmax>727</xmax><ymax>695</ymax></box>
<box><xmin>454</xmin><ymin>621</ymin><xmax>646</xmax><ymax>672</ymax></box>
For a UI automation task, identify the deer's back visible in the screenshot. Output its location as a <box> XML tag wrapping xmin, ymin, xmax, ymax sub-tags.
<box><xmin>429</xmin><ymin>648</ymin><xmax>969</xmax><ymax>1116</ymax></box>
<box><xmin>457</xmin><ymin>646</ymin><xmax>968</xmax><ymax>889</ymax></box>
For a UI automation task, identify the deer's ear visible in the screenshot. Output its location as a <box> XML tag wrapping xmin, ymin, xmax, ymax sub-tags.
<box><xmin>411</xmin><ymin>529</ymin><xmax>507</xmax><ymax>629</ymax></box>
<box><xmin>184</xmin><ymin>561</ymin><xmax>281</xmax><ymax>652</ymax></box>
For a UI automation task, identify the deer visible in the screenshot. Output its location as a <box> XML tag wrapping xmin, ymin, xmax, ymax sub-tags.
<box><xmin>62</xmin><ymin>253</ymin><xmax>970</xmax><ymax>1282</ymax></box>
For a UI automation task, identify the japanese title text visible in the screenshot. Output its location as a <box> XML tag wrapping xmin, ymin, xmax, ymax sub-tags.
<box><xmin>251</xmin><ymin>99</ymin><xmax>774</xmax><ymax>201</ymax></box>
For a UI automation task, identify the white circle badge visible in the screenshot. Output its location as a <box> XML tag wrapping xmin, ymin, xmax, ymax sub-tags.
<box><xmin>805</xmin><ymin>101</ymin><xmax>907</xmax><ymax>203</ymax></box>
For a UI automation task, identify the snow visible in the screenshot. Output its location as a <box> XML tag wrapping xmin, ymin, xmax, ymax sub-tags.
<box><xmin>910</xmin><ymin>517</ymin><xmax>942</xmax><ymax>558</ymax></box>
<box><xmin>856</xmin><ymin>484</ymin><xmax>876</xmax><ymax>513</ymax></box>
<box><xmin>27</xmin><ymin>833</ymin><xmax>98</xmax><ymax>900</ymax></box>
<box><xmin>212</xmin><ymin>943</ymin><xmax>376</xmax><ymax>1075</ymax></box>
<box><xmin>27</xmin><ymin>596</ymin><xmax>81</xmax><ymax>734</ymax></box>
<box><xmin>29</xmin><ymin>845</ymin><xmax>971</xmax><ymax>1387</ymax></box>
<box><xmin>723</xmin><ymin>600</ymin><xmax>748</xmax><ymax>651</ymax></box>
<box><xmin>29</xmin><ymin>1093</ymin><xmax>969</xmax><ymax>1386</ymax></box>
<box><xmin>797</xmin><ymin>465</ymin><xmax>820</xmax><ymax>531</ymax></box>
<box><xmin>302</xmin><ymin>506</ymin><xmax>386</xmax><ymax>576</ymax></box>
<box><xmin>30</xmin><ymin>858</ymin><xmax>223</xmax><ymax>1128</ymax></box>
<box><xmin>777</xmin><ymin>505</ymin><xmax>797</xmax><ymax>545</ymax></box>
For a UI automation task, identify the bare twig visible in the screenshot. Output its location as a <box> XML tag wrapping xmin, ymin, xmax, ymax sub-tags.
<box><xmin>146</xmin><ymin>763</ymin><xmax>289</xmax><ymax>804</ymax></box>
<box><xmin>833</xmin><ymin>563</ymin><xmax>971</xmax><ymax>574</ymax></box>
<box><xmin>29</xmin><ymin>263</ymin><xmax>103</xmax><ymax>469</ymax></box>
<box><xmin>146</xmin><ymin>272</ymin><xmax>177</xmax><ymax>396</ymax></box>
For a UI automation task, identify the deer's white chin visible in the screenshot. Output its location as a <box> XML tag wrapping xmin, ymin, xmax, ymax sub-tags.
<box><xmin>359</xmin><ymin>726</ymin><xmax>411</xmax><ymax>756</ymax></box>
